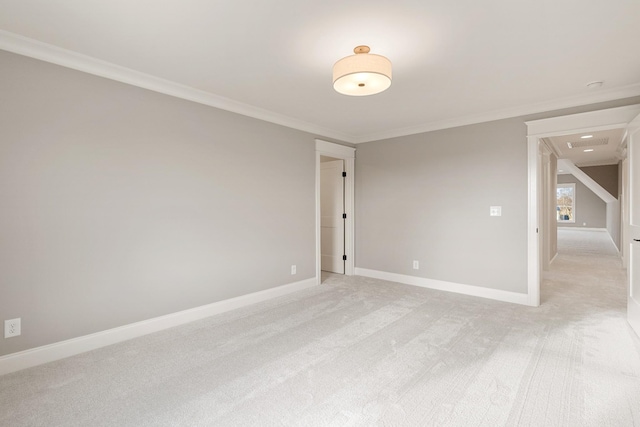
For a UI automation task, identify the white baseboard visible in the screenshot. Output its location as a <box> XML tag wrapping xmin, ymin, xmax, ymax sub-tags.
<box><xmin>355</xmin><ymin>268</ymin><xmax>531</xmax><ymax>306</ymax></box>
<box><xmin>0</xmin><ymin>277</ymin><xmax>317</xmax><ymax>376</ymax></box>
<box><xmin>557</xmin><ymin>227</ymin><xmax>607</xmax><ymax>232</ymax></box>
<box><xmin>557</xmin><ymin>227</ymin><xmax>621</xmax><ymax>254</ymax></box>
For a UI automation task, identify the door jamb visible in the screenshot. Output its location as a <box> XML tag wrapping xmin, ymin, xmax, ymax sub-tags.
<box><xmin>315</xmin><ymin>139</ymin><xmax>355</xmax><ymax>283</ymax></box>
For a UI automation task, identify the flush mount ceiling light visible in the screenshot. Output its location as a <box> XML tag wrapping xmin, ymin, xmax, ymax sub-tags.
<box><xmin>333</xmin><ymin>45</ymin><xmax>392</xmax><ymax>96</ymax></box>
<box><xmin>586</xmin><ymin>81</ymin><xmax>604</xmax><ymax>89</ymax></box>
<box><xmin>584</xmin><ymin>149</ymin><xmax>594</xmax><ymax>152</ymax></box>
<box><xmin>581</xmin><ymin>135</ymin><xmax>593</xmax><ymax>139</ymax></box>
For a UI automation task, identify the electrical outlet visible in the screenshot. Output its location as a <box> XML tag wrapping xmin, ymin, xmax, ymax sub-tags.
<box><xmin>5</xmin><ymin>318</ymin><xmax>21</xmax><ymax>338</ymax></box>
<box><xmin>490</xmin><ymin>206</ymin><xmax>502</xmax><ymax>217</ymax></box>
<box><xmin>291</xmin><ymin>265</ymin><xmax>297</xmax><ymax>275</ymax></box>
<box><xmin>413</xmin><ymin>260</ymin><xmax>419</xmax><ymax>270</ymax></box>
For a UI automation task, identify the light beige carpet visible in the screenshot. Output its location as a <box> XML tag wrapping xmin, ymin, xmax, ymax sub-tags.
<box><xmin>1</xmin><ymin>229</ymin><xmax>639</xmax><ymax>426</ymax></box>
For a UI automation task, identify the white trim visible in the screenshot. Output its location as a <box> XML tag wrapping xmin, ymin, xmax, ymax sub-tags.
<box><xmin>355</xmin><ymin>268</ymin><xmax>531</xmax><ymax>306</ymax></box>
<box><xmin>526</xmin><ymin>104</ymin><xmax>640</xmax><ymax>310</ymax></box>
<box><xmin>316</xmin><ymin>140</ymin><xmax>355</xmax><ymax>159</ymax></box>
<box><xmin>3</xmin><ymin>30</ymin><xmax>640</xmax><ymax>145</ymax></box>
<box><xmin>527</xmin><ymin>135</ymin><xmax>541</xmax><ymax>306</ymax></box>
<box><xmin>629</xmin><ymin>243</ymin><xmax>640</xmax><ymax>335</ymax></box>
<box><xmin>558</xmin><ymin>226</ymin><xmax>621</xmax><ymax>253</ymax></box>
<box><xmin>557</xmin><ymin>226</ymin><xmax>607</xmax><ymax>232</ymax></box>
<box><xmin>525</xmin><ymin>105</ymin><xmax>640</xmax><ymax>138</ymax></box>
<box><xmin>0</xmin><ymin>30</ymin><xmax>352</xmax><ymax>144</ymax></box>
<box><xmin>0</xmin><ymin>277</ymin><xmax>316</xmax><ymax>376</ymax></box>
<box><xmin>352</xmin><ymin>87</ymin><xmax>640</xmax><ymax>143</ymax></box>
<box><xmin>556</xmin><ymin>182</ymin><xmax>577</xmax><ymax>223</ymax></box>
<box><xmin>629</xmin><ymin>294</ymin><xmax>640</xmax><ymax>337</ymax></box>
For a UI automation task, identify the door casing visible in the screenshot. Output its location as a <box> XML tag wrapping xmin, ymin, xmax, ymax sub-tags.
<box><xmin>526</xmin><ymin>104</ymin><xmax>640</xmax><ymax>307</ymax></box>
<box><xmin>315</xmin><ymin>139</ymin><xmax>355</xmax><ymax>283</ymax></box>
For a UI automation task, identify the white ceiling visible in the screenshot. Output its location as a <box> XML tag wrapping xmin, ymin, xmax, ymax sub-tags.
<box><xmin>1</xmin><ymin>0</ymin><xmax>639</xmax><ymax>143</ymax></box>
<box><xmin>544</xmin><ymin>128</ymin><xmax>626</xmax><ymax>168</ymax></box>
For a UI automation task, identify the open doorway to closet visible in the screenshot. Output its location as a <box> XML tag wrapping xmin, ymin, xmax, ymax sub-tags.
<box><xmin>320</xmin><ymin>156</ymin><xmax>345</xmax><ymax>274</ymax></box>
<box><xmin>315</xmin><ymin>140</ymin><xmax>355</xmax><ymax>284</ymax></box>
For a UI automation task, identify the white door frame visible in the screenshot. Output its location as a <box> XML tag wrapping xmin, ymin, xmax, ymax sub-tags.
<box><xmin>315</xmin><ymin>139</ymin><xmax>355</xmax><ymax>282</ymax></box>
<box><xmin>525</xmin><ymin>104</ymin><xmax>640</xmax><ymax>307</ymax></box>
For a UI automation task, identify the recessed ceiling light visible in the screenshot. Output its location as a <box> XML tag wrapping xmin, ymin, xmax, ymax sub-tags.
<box><xmin>583</xmin><ymin>149</ymin><xmax>594</xmax><ymax>152</ymax></box>
<box><xmin>581</xmin><ymin>135</ymin><xmax>593</xmax><ymax>139</ymax></box>
<box><xmin>586</xmin><ymin>81</ymin><xmax>604</xmax><ymax>89</ymax></box>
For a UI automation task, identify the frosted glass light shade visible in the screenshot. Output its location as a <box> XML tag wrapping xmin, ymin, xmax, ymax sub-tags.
<box><xmin>333</xmin><ymin>46</ymin><xmax>392</xmax><ymax>96</ymax></box>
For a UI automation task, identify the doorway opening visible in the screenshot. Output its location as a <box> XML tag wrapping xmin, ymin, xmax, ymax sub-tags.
<box><xmin>526</xmin><ymin>104</ymin><xmax>640</xmax><ymax>307</ymax></box>
<box><xmin>320</xmin><ymin>156</ymin><xmax>345</xmax><ymax>277</ymax></box>
<box><xmin>315</xmin><ymin>140</ymin><xmax>355</xmax><ymax>284</ymax></box>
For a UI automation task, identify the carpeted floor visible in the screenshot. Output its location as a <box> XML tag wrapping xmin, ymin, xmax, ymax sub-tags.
<box><xmin>1</xmin><ymin>229</ymin><xmax>639</xmax><ymax>426</ymax></box>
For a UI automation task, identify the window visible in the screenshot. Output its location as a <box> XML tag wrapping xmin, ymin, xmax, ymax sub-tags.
<box><xmin>557</xmin><ymin>183</ymin><xmax>575</xmax><ymax>223</ymax></box>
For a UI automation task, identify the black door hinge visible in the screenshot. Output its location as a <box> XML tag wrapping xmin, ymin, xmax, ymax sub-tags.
<box><xmin>342</xmin><ymin>172</ymin><xmax>347</xmax><ymax>177</ymax></box>
<box><xmin>342</xmin><ymin>213</ymin><xmax>347</xmax><ymax>219</ymax></box>
<box><xmin>343</xmin><ymin>255</ymin><xmax>347</xmax><ymax>261</ymax></box>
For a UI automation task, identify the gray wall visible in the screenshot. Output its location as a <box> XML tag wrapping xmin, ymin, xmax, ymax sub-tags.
<box><xmin>356</xmin><ymin>119</ymin><xmax>529</xmax><ymax>293</ymax></box>
<box><xmin>576</xmin><ymin>164</ymin><xmax>620</xmax><ymax>248</ymax></box>
<box><xmin>580</xmin><ymin>165</ymin><xmax>618</xmax><ymax>198</ymax></box>
<box><xmin>2</xmin><ymin>48</ymin><xmax>639</xmax><ymax>358</ymax></box>
<box><xmin>0</xmin><ymin>51</ymin><xmax>317</xmax><ymax>356</ymax></box>
<box><xmin>354</xmin><ymin>97</ymin><xmax>640</xmax><ymax>295</ymax></box>
<box><xmin>557</xmin><ymin>174</ymin><xmax>606</xmax><ymax>228</ymax></box>
<box><xmin>607</xmin><ymin>201</ymin><xmax>621</xmax><ymax>250</ymax></box>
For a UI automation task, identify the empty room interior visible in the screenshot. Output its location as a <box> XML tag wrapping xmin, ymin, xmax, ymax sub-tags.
<box><xmin>1</xmin><ymin>1</ymin><xmax>640</xmax><ymax>426</ymax></box>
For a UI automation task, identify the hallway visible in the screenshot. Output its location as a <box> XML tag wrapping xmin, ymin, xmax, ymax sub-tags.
<box><xmin>539</xmin><ymin>228</ymin><xmax>640</xmax><ymax>425</ymax></box>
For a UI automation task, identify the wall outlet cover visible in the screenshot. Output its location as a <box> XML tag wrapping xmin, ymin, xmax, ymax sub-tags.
<box><xmin>5</xmin><ymin>318</ymin><xmax>21</xmax><ymax>338</ymax></box>
<box><xmin>490</xmin><ymin>206</ymin><xmax>502</xmax><ymax>217</ymax></box>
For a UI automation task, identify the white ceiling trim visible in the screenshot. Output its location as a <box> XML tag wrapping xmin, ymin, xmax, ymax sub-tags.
<box><xmin>2</xmin><ymin>29</ymin><xmax>640</xmax><ymax>145</ymax></box>
<box><xmin>525</xmin><ymin>104</ymin><xmax>640</xmax><ymax>137</ymax></box>
<box><xmin>353</xmin><ymin>84</ymin><xmax>640</xmax><ymax>143</ymax></box>
<box><xmin>0</xmin><ymin>30</ymin><xmax>353</xmax><ymax>143</ymax></box>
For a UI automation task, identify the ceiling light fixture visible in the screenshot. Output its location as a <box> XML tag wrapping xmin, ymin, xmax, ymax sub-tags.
<box><xmin>333</xmin><ymin>45</ymin><xmax>392</xmax><ymax>96</ymax></box>
<box><xmin>581</xmin><ymin>135</ymin><xmax>593</xmax><ymax>139</ymax></box>
<box><xmin>583</xmin><ymin>149</ymin><xmax>594</xmax><ymax>152</ymax></box>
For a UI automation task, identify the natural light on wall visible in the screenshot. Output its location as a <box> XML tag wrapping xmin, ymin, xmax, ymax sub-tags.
<box><xmin>333</xmin><ymin>46</ymin><xmax>392</xmax><ymax>96</ymax></box>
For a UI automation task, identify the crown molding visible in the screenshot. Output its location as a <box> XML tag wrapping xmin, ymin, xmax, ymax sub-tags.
<box><xmin>351</xmin><ymin>83</ymin><xmax>640</xmax><ymax>143</ymax></box>
<box><xmin>2</xmin><ymin>30</ymin><xmax>639</xmax><ymax>146</ymax></box>
<box><xmin>0</xmin><ymin>30</ymin><xmax>354</xmax><ymax>143</ymax></box>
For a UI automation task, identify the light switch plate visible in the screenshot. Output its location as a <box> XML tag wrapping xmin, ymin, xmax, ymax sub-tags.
<box><xmin>490</xmin><ymin>206</ymin><xmax>502</xmax><ymax>217</ymax></box>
